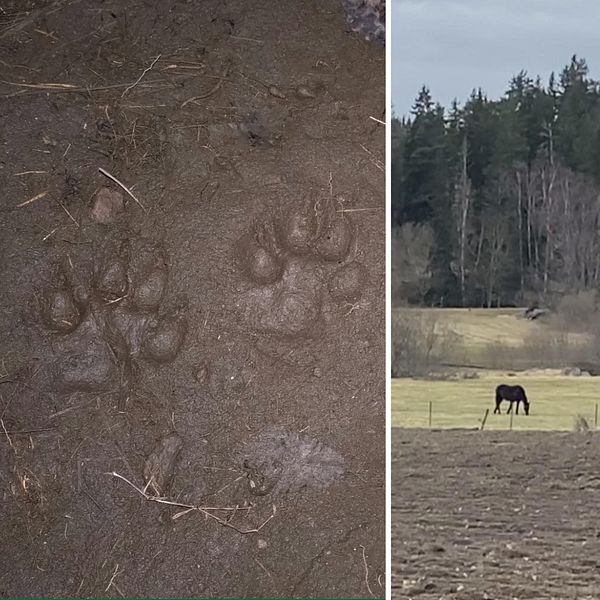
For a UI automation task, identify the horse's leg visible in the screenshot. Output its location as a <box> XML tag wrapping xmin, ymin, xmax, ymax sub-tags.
<box><xmin>515</xmin><ymin>400</ymin><xmax>519</xmax><ymax>415</ymax></box>
<box><xmin>507</xmin><ymin>401</ymin><xmax>513</xmax><ymax>414</ymax></box>
<box><xmin>494</xmin><ymin>398</ymin><xmax>501</xmax><ymax>414</ymax></box>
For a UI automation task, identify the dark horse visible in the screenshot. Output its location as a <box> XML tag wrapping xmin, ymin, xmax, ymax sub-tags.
<box><xmin>494</xmin><ymin>384</ymin><xmax>530</xmax><ymax>416</ymax></box>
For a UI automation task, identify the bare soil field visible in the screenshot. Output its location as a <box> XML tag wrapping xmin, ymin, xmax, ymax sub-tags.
<box><xmin>0</xmin><ymin>1</ymin><xmax>384</xmax><ymax>597</ymax></box>
<box><xmin>392</xmin><ymin>429</ymin><xmax>600</xmax><ymax>600</ymax></box>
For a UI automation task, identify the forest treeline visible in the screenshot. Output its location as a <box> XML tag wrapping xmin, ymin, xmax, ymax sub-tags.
<box><xmin>392</xmin><ymin>56</ymin><xmax>600</xmax><ymax>308</ymax></box>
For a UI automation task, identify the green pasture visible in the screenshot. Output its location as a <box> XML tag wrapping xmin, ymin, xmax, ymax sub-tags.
<box><xmin>392</xmin><ymin>374</ymin><xmax>600</xmax><ymax>431</ymax></box>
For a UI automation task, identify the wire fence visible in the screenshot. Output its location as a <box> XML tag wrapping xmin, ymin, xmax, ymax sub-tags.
<box><xmin>397</xmin><ymin>400</ymin><xmax>600</xmax><ymax>432</ymax></box>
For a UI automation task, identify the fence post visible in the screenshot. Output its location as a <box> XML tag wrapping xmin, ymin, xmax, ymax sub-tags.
<box><xmin>595</xmin><ymin>404</ymin><xmax>598</xmax><ymax>429</ymax></box>
<box><xmin>480</xmin><ymin>408</ymin><xmax>489</xmax><ymax>431</ymax></box>
<box><xmin>509</xmin><ymin>410</ymin><xmax>513</xmax><ymax>431</ymax></box>
<box><xmin>428</xmin><ymin>401</ymin><xmax>432</xmax><ymax>429</ymax></box>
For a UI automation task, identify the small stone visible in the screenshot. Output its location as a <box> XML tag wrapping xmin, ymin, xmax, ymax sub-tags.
<box><xmin>268</xmin><ymin>85</ymin><xmax>286</xmax><ymax>99</ymax></box>
<box><xmin>296</xmin><ymin>85</ymin><xmax>316</xmax><ymax>99</ymax></box>
<box><xmin>312</xmin><ymin>367</ymin><xmax>322</xmax><ymax>378</ymax></box>
<box><xmin>193</xmin><ymin>363</ymin><xmax>209</xmax><ymax>383</ymax></box>
<box><xmin>91</xmin><ymin>187</ymin><xmax>124</xmax><ymax>224</ymax></box>
<box><xmin>143</xmin><ymin>433</ymin><xmax>183</xmax><ymax>496</ymax></box>
<box><xmin>257</xmin><ymin>539</ymin><xmax>267</xmax><ymax>549</ymax></box>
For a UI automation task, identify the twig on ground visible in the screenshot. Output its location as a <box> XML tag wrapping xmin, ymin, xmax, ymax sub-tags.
<box><xmin>42</xmin><ymin>227</ymin><xmax>59</xmax><ymax>241</ymax></box>
<box><xmin>359</xmin><ymin>544</ymin><xmax>375</xmax><ymax>597</ymax></box>
<box><xmin>54</xmin><ymin>197</ymin><xmax>79</xmax><ymax>227</ymax></box>
<box><xmin>0</xmin><ymin>74</ymin><xmax>199</xmax><ymax>98</ymax></box>
<box><xmin>359</xmin><ymin>143</ymin><xmax>384</xmax><ymax>172</ymax></box>
<box><xmin>1</xmin><ymin>80</ymin><xmax>78</xmax><ymax>89</ymax></box>
<box><xmin>98</xmin><ymin>167</ymin><xmax>147</xmax><ymax>212</ymax></box>
<box><xmin>212</xmin><ymin>474</ymin><xmax>245</xmax><ymax>496</ymax></box>
<box><xmin>369</xmin><ymin>115</ymin><xmax>385</xmax><ymax>125</ymax></box>
<box><xmin>104</xmin><ymin>563</ymin><xmax>121</xmax><ymax>593</ymax></box>
<box><xmin>230</xmin><ymin>35</ymin><xmax>264</xmax><ymax>45</ymax></box>
<box><xmin>121</xmin><ymin>54</ymin><xmax>161</xmax><ymax>98</ymax></box>
<box><xmin>336</xmin><ymin>207</ymin><xmax>383</xmax><ymax>213</ymax></box>
<box><xmin>108</xmin><ymin>471</ymin><xmax>275</xmax><ymax>534</ymax></box>
<box><xmin>48</xmin><ymin>398</ymin><xmax>96</xmax><ymax>419</ymax></box>
<box><xmin>16</xmin><ymin>190</ymin><xmax>48</xmax><ymax>207</ymax></box>
<box><xmin>3</xmin><ymin>427</ymin><xmax>55</xmax><ymax>435</ymax></box>
<box><xmin>254</xmin><ymin>558</ymin><xmax>275</xmax><ymax>582</ymax></box>
<box><xmin>1</xmin><ymin>418</ymin><xmax>15</xmax><ymax>451</ymax></box>
<box><xmin>181</xmin><ymin>63</ymin><xmax>231</xmax><ymax>107</ymax></box>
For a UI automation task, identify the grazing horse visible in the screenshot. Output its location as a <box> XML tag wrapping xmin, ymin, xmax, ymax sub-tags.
<box><xmin>494</xmin><ymin>384</ymin><xmax>530</xmax><ymax>416</ymax></box>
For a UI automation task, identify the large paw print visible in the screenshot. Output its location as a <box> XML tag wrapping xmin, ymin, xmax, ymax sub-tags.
<box><xmin>38</xmin><ymin>239</ymin><xmax>186</xmax><ymax>393</ymax></box>
<box><xmin>236</xmin><ymin>194</ymin><xmax>369</xmax><ymax>338</ymax></box>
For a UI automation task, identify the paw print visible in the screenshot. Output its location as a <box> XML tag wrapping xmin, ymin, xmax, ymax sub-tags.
<box><xmin>38</xmin><ymin>239</ymin><xmax>187</xmax><ymax>394</ymax></box>
<box><xmin>236</xmin><ymin>193</ymin><xmax>369</xmax><ymax>338</ymax></box>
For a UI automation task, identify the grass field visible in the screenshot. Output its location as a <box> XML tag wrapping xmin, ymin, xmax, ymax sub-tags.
<box><xmin>392</xmin><ymin>307</ymin><xmax>600</xmax><ymax>430</ymax></box>
<box><xmin>392</xmin><ymin>372</ymin><xmax>600</xmax><ymax>430</ymax></box>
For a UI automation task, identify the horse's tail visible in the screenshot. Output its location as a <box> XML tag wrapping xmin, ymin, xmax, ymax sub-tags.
<box><xmin>495</xmin><ymin>385</ymin><xmax>503</xmax><ymax>402</ymax></box>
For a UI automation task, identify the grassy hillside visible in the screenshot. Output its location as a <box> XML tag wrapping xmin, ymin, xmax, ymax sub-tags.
<box><xmin>392</xmin><ymin>307</ymin><xmax>594</xmax><ymax>371</ymax></box>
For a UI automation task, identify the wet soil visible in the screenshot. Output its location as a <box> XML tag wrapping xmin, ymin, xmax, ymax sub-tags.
<box><xmin>0</xmin><ymin>1</ymin><xmax>384</xmax><ymax>597</ymax></box>
<box><xmin>393</xmin><ymin>429</ymin><xmax>600</xmax><ymax>600</ymax></box>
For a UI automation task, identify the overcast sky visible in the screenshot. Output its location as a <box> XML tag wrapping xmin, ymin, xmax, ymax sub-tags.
<box><xmin>392</xmin><ymin>0</ymin><xmax>600</xmax><ymax>117</ymax></box>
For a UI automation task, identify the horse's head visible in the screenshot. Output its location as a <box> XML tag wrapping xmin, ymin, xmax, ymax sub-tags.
<box><xmin>523</xmin><ymin>399</ymin><xmax>530</xmax><ymax>415</ymax></box>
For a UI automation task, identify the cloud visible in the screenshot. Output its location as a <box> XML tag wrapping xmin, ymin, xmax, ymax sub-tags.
<box><xmin>392</xmin><ymin>0</ymin><xmax>600</xmax><ymax>116</ymax></box>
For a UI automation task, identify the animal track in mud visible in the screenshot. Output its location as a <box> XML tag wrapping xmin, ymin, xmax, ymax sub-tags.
<box><xmin>38</xmin><ymin>239</ymin><xmax>187</xmax><ymax>394</ymax></box>
<box><xmin>242</xmin><ymin>427</ymin><xmax>345</xmax><ymax>497</ymax></box>
<box><xmin>236</xmin><ymin>195</ymin><xmax>369</xmax><ymax>338</ymax></box>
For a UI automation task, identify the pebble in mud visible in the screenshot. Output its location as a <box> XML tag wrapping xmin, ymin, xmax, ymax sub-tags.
<box><xmin>96</xmin><ymin>258</ymin><xmax>128</xmax><ymax>302</ymax></box>
<box><xmin>91</xmin><ymin>187</ymin><xmax>124</xmax><ymax>224</ymax></box>
<box><xmin>142</xmin><ymin>316</ymin><xmax>186</xmax><ymax>363</ymax></box>
<box><xmin>41</xmin><ymin>288</ymin><xmax>81</xmax><ymax>333</ymax></box>
<box><xmin>193</xmin><ymin>362</ymin><xmax>209</xmax><ymax>384</ymax></box>
<box><xmin>143</xmin><ymin>433</ymin><xmax>183</xmax><ymax>496</ymax></box>
<box><xmin>295</xmin><ymin>85</ymin><xmax>316</xmax><ymax>99</ymax></box>
<box><xmin>131</xmin><ymin>265</ymin><xmax>168</xmax><ymax>312</ymax></box>
<box><xmin>327</xmin><ymin>261</ymin><xmax>367</xmax><ymax>301</ymax></box>
<box><xmin>315</xmin><ymin>214</ymin><xmax>353</xmax><ymax>262</ymax></box>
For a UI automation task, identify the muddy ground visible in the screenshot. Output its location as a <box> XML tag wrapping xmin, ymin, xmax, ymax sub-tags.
<box><xmin>393</xmin><ymin>429</ymin><xmax>600</xmax><ymax>599</ymax></box>
<box><xmin>0</xmin><ymin>1</ymin><xmax>385</xmax><ymax>597</ymax></box>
